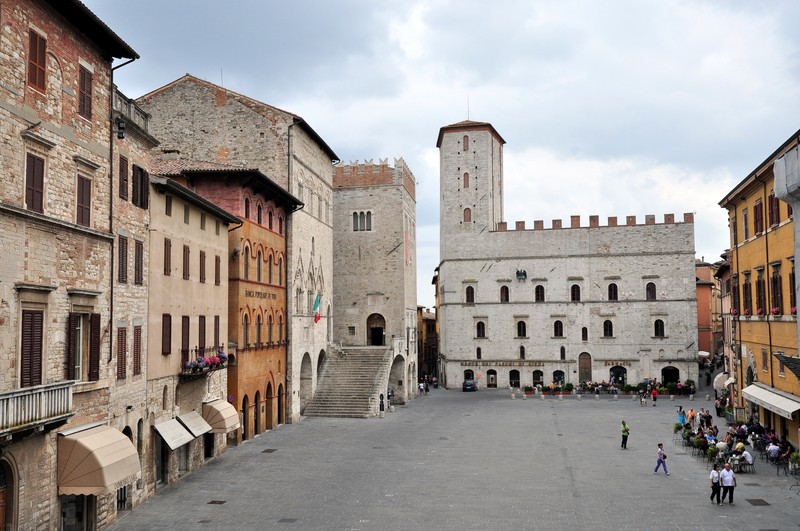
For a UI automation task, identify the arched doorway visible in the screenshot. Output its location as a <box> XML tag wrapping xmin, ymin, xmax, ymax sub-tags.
<box><xmin>241</xmin><ymin>395</ymin><xmax>249</xmax><ymax>441</ymax></box>
<box><xmin>486</xmin><ymin>369</ymin><xmax>497</xmax><ymax>388</ymax></box>
<box><xmin>464</xmin><ymin>369</ymin><xmax>475</xmax><ymax>380</ymax></box>
<box><xmin>609</xmin><ymin>366</ymin><xmax>627</xmax><ymax>387</ymax></box>
<box><xmin>532</xmin><ymin>370</ymin><xmax>543</xmax><ymax>386</ymax></box>
<box><xmin>661</xmin><ymin>366</ymin><xmax>679</xmax><ymax>385</ymax></box>
<box><xmin>317</xmin><ymin>350</ymin><xmax>327</xmax><ymax>382</ymax></box>
<box><xmin>389</xmin><ymin>355</ymin><xmax>405</xmax><ymax>403</ymax></box>
<box><xmin>277</xmin><ymin>384</ymin><xmax>285</xmax><ymax>425</ymax></box>
<box><xmin>266</xmin><ymin>382</ymin><xmax>275</xmax><ymax>429</ymax></box>
<box><xmin>299</xmin><ymin>353</ymin><xmax>312</xmax><ymax>414</ymax></box>
<box><xmin>509</xmin><ymin>370</ymin><xmax>520</xmax><ymax>388</ymax></box>
<box><xmin>367</xmin><ymin>313</ymin><xmax>386</xmax><ymax>346</ymax></box>
<box><xmin>0</xmin><ymin>459</ymin><xmax>15</xmax><ymax>530</ymax></box>
<box><xmin>578</xmin><ymin>352</ymin><xmax>592</xmax><ymax>382</ymax></box>
<box><xmin>254</xmin><ymin>391</ymin><xmax>261</xmax><ymax>435</ymax></box>
<box><xmin>553</xmin><ymin>370</ymin><xmax>565</xmax><ymax>385</ymax></box>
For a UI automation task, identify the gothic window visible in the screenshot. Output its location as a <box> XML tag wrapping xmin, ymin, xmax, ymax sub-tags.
<box><xmin>570</xmin><ymin>284</ymin><xmax>581</xmax><ymax>302</ymax></box>
<box><xmin>534</xmin><ymin>285</ymin><xmax>545</xmax><ymax>302</ymax></box>
<box><xmin>242</xmin><ymin>314</ymin><xmax>249</xmax><ymax>346</ymax></box>
<box><xmin>463</xmin><ymin>208</ymin><xmax>472</xmax><ymax>223</ymax></box>
<box><xmin>654</xmin><ymin>319</ymin><xmax>665</xmax><ymax>337</ymax></box>
<box><xmin>257</xmin><ymin>204</ymin><xmax>263</xmax><ymax>225</ymax></box>
<box><xmin>268</xmin><ymin>315</ymin><xmax>274</xmax><ymax>343</ymax></box>
<box><xmin>603</xmin><ymin>320</ymin><xmax>613</xmax><ymax>337</ymax></box>
<box><xmin>257</xmin><ymin>251</ymin><xmax>263</xmax><ymax>282</ymax></box>
<box><xmin>608</xmin><ymin>283</ymin><xmax>618</xmax><ymax>301</ymax></box>
<box><xmin>517</xmin><ymin>321</ymin><xmax>527</xmax><ymax>338</ymax></box>
<box><xmin>581</xmin><ymin>327</ymin><xmax>588</xmax><ymax>341</ymax></box>
<box><xmin>500</xmin><ymin>286</ymin><xmax>509</xmax><ymax>303</ymax></box>
<box><xmin>476</xmin><ymin>321</ymin><xmax>485</xmax><ymax>338</ymax></box>
<box><xmin>560</xmin><ymin>346</ymin><xmax>566</xmax><ymax>360</ymax></box>
<box><xmin>553</xmin><ymin>320</ymin><xmax>563</xmax><ymax>338</ymax></box>
<box><xmin>244</xmin><ymin>198</ymin><xmax>250</xmax><ymax>219</ymax></box>
<box><xmin>243</xmin><ymin>247</ymin><xmax>250</xmax><ymax>280</ymax></box>
<box><xmin>255</xmin><ymin>315</ymin><xmax>262</xmax><ymax>344</ymax></box>
<box><xmin>268</xmin><ymin>258</ymin><xmax>273</xmax><ymax>284</ymax></box>
<box><xmin>463</xmin><ymin>172</ymin><xmax>469</xmax><ymax>188</ymax></box>
<box><xmin>465</xmin><ymin>286</ymin><xmax>475</xmax><ymax>304</ymax></box>
<box><xmin>645</xmin><ymin>282</ymin><xmax>657</xmax><ymax>301</ymax></box>
<box><xmin>463</xmin><ymin>135</ymin><xmax>469</xmax><ymax>151</ymax></box>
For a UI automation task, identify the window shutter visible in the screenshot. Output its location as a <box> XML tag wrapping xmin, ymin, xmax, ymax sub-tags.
<box><xmin>66</xmin><ymin>312</ymin><xmax>78</xmax><ymax>380</ymax></box>
<box><xmin>26</xmin><ymin>153</ymin><xmax>44</xmax><ymax>213</ymax></box>
<box><xmin>118</xmin><ymin>235</ymin><xmax>128</xmax><ymax>283</ymax></box>
<box><xmin>215</xmin><ymin>255</ymin><xmax>221</xmax><ymax>285</ymax></box>
<box><xmin>89</xmin><ymin>313</ymin><xmax>100</xmax><ymax>381</ymax></box>
<box><xmin>214</xmin><ymin>315</ymin><xmax>220</xmax><ymax>348</ymax></box>
<box><xmin>134</xmin><ymin>240</ymin><xmax>143</xmax><ymax>285</ymax></box>
<box><xmin>141</xmin><ymin>169</ymin><xmax>149</xmax><ymax>209</ymax></box>
<box><xmin>21</xmin><ymin>310</ymin><xmax>43</xmax><ymax>387</ymax></box>
<box><xmin>164</xmin><ymin>238</ymin><xmax>171</xmax><ymax>275</ymax></box>
<box><xmin>162</xmin><ymin>314</ymin><xmax>171</xmax><ymax>355</ymax></box>
<box><xmin>198</xmin><ymin>315</ymin><xmax>206</xmax><ymax>351</ymax></box>
<box><xmin>119</xmin><ymin>155</ymin><xmax>129</xmax><ymax>200</ymax></box>
<box><xmin>133</xmin><ymin>326</ymin><xmax>142</xmax><ymax>375</ymax></box>
<box><xmin>117</xmin><ymin>327</ymin><xmax>127</xmax><ymax>380</ymax></box>
<box><xmin>132</xmin><ymin>166</ymin><xmax>140</xmax><ymax>206</ymax></box>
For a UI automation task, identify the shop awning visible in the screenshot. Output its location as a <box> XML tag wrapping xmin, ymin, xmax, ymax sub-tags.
<box><xmin>713</xmin><ymin>372</ymin><xmax>727</xmax><ymax>389</ymax></box>
<box><xmin>58</xmin><ymin>424</ymin><xmax>141</xmax><ymax>495</ymax></box>
<box><xmin>697</xmin><ymin>351</ymin><xmax>711</xmax><ymax>360</ymax></box>
<box><xmin>741</xmin><ymin>383</ymin><xmax>800</xmax><ymax>420</ymax></box>
<box><xmin>177</xmin><ymin>411</ymin><xmax>212</xmax><ymax>438</ymax></box>
<box><xmin>724</xmin><ymin>377</ymin><xmax>736</xmax><ymax>387</ymax></box>
<box><xmin>153</xmin><ymin>419</ymin><xmax>194</xmax><ymax>450</ymax></box>
<box><xmin>202</xmin><ymin>399</ymin><xmax>240</xmax><ymax>434</ymax></box>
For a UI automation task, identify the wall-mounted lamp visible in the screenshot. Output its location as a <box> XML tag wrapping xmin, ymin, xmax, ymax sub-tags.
<box><xmin>114</xmin><ymin>120</ymin><xmax>126</xmax><ymax>140</ymax></box>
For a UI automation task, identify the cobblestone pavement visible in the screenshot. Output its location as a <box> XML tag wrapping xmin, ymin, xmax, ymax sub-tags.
<box><xmin>111</xmin><ymin>389</ymin><xmax>800</xmax><ymax>530</ymax></box>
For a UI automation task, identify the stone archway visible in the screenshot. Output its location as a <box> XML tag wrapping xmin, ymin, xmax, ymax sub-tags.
<box><xmin>578</xmin><ymin>352</ymin><xmax>592</xmax><ymax>382</ymax></box>
<box><xmin>254</xmin><ymin>391</ymin><xmax>261</xmax><ymax>436</ymax></box>
<box><xmin>0</xmin><ymin>458</ymin><xmax>17</xmax><ymax>531</ymax></box>
<box><xmin>464</xmin><ymin>369</ymin><xmax>475</xmax><ymax>380</ymax></box>
<box><xmin>509</xmin><ymin>370</ymin><xmax>520</xmax><ymax>388</ymax></box>
<box><xmin>266</xmin><ymin>382</ymin><xmax>275</xmax><ymax>429</ymax></box>
<box><xmin>317</xmin><ymin>349</ymin><xmax>327</xmax><ymax>382</ymax></box>
<box><xmin>277</xmin><ymin>384</ymin><xmax>285</xmax><ymax>425</ymax></box>
<box><xmin>486</xmin><ymin>369</ymin><xmax>497</xmax><ymax>388</ymax></box>
<box><xmin>389</xmin><ymin>355</ymin><xmax>406</xmax><ymax>403</ymax></box>
<box><xmin>367</xmin><ymin>313</ymin><xmax>386</xmax><ymax>346</ymax></box>
<box><xmin>661</xmin><ymin>366</ymin><xmax>679</xmax><ymax>385</ymax></box>
<box><xmin>299</xmin><ymin>352</ymin><xmax>312</xmax><ymax>414</ymax></box>
<box><xmin>609</xmin><ymin>366</ymin><xmax>627</xmax><ymax>387</ymax></box>
<box><xmin>532</xmin><ymin>370</ymin><xmax>543</xmax><ymax>386</ymax></box>
<box><xmin>241</xmin><ymin>395</ymin><xmax>250</xmax><ymax>441</ymax></box>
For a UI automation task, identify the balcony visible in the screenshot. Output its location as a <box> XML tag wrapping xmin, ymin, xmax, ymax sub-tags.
<box><xmin>0</xmin><ymin>381</ymin><xmax>74</xmax><ymax>440</ymax></box>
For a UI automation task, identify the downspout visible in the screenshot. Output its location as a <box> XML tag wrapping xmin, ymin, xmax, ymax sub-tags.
<box><xmin>732</xmin><ymin>203</ymin><xmax>743</xmax><ymax>411</ymax></box>
<box><xmin>759</xmin><ymin>178</ymin><xmax>774</xmax><ymax>390</ymax></box>
<box><xmin>285</xmin><ymin>118</ymin><xmax>301</xmax><ymax>423</ymax></box>
<box><xmin>107</xmin><ymin>56</ymin><xmax>137</xmax><ymax>361</ymax></box>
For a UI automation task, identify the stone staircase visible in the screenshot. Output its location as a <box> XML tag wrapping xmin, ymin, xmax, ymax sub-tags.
<box><xmin>303</xmin><ymin>346</ymin><xmax>391</xmax><ymax>418</ymax></box>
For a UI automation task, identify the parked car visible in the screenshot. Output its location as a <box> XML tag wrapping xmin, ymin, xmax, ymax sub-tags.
<box><xmin>462</xmin><ymin>379</ymin><xmax>477</xmax><ymax>392</ymax></box>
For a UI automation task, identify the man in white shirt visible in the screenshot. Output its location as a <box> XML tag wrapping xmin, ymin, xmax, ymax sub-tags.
<box><xmin>719</xmin><ymin>462</ymin><xmax>737</xmax><ymax>505</ymax></box>
<box><xmin>741</xmin><ymin>450</ymin><xmax>754</xmax><ymax>465</ymax></box>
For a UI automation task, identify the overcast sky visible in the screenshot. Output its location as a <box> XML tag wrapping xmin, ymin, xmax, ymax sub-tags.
<box><xmin>85</xmin><ymin>0</ymin><xmax>800</xmax><ymax>309</ymax></box>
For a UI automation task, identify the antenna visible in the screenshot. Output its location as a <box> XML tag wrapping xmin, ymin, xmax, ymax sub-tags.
<box><xmin>220</xmin><ymin>68</ymin><xmax>224</xmax><ymax>87</ymax></box>
<box><xmin>467</xmin><ymin>96</ymin><xmax>470</xmax><ymax>120</ymax></box>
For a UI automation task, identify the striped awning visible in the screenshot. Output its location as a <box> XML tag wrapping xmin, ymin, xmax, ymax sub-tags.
<box><xmin>202</xmin><ymin>399</ymin><xmax>240</xmax><ymax>434</ymax></box>
<box><xmin>58</xmin><ymin>424</ymin><xmax>141</xmax><ymax>495</ymax></box>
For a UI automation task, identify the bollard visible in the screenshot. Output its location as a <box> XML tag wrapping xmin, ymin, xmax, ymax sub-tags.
<box><xmin>379</xmin><ymin>411</ymin><xmax>385</xmax><ymax>418</ymax></box>
<box><xmin>595</xmin><ymin>394</ymin><xmax>600</xmax><ymax>401</ymax></box>
<box><xmin>613</xmin><ymin>394</ymin><xmax>618</xmax><ymax>401</ymax></box>
<box><xmin>632</xmin><ymin>394</ymin><xmax>638</xmax><ymax>401</ymax></box>
<box><xmin>705</xmin><ymin>394</ymin><xmax>711</xmax><ymax>401</ymax></box>
<box><xmin>670</xmin><ymin>395</ymin><xmax>675</xmax><ymax>401</ymax></box>
<box><xmin>389</xmin><ymin>405</ymin><xmax>395</xmax><ymax>412</ymax></box>
<box><xmin>540</xmin><ymin>393</ymin><xmax>546</xmax><ymax>400</ymax></box>
<box><xmin>576</xmin><ymin>394</ymin><xmax>582</xmax><ymax>401</ymax></box>
<box><xmin>522</xmin><ymin>393</ymin><xmax>527</xmax><ymax>400</ymax></box>
<box><xmin>558</xmin><ymin>394</ymin><xmax>563</xmax><ymax>401</ymax></box>
<box><xmin>689</xmin><ymin>394</ymin><xmax>694</xmax><ymax>401</ymax></box>
<box><xmin>511</xmin><ymin>393</ymin><xmax>516</xmax><ymax>400</ymax></box>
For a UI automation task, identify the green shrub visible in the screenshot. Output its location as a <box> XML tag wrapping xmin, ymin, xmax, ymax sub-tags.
<box><xmin>666</xmin><ymin>382</ymin><xmax>678</xmax><ymax>393</ymax></box>
<box><xmin>564</xmin><ymin>383</ymin><xmax>574</xmax><ymax>392</ymax></box>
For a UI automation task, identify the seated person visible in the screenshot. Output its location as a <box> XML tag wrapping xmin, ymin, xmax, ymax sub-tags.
<box><xmin>767</xmin><ymin>441</ymin><xmax>781</xmax><ymax>459</ymax></box>
<box><xmin>740</xmin><ymin>449</ymin><xmax>754</xmax><ymax>465</ymax></box>
<box><xmin>780</xmin><ymin>442</ymin><xmax>794</xmax><ymax>461</ymax></box>
<box><xmin>733</xmin><ymin>441</ymin><xmax>745</xmax><ymax>454</ymax></box>
<box><xmin>716</xmin><ymin>440</ymin><xmax>728</xmax><ymax>452</ymax></box>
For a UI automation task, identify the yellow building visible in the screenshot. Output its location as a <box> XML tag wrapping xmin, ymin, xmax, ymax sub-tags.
<box><xmin>720</xmin><ymin>131</ymin><xmax>800</xmax><ymax>447</ymax></box>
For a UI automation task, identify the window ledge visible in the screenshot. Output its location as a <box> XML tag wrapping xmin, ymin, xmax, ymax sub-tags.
<box><xmin>72</xmin><ymin>379</ymin><xmax>109</xmax><ymax>394</ymax></box>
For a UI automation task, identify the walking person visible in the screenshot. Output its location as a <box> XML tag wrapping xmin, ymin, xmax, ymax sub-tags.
<box><xmin>651</xmin><ymin>387</ymin><xmax>658</xmax><ymax>407</ymax></box>
<box><xmin>620</xmin><ymin>420</ymin><xmax>630</xmax><ymax>449</ymax></box>
<box><xmin>709</xmin><ymin>463</ymin><xmax>721</xmax><ymax>505</ymax></box>
<box><xmin>653</xmin><ymin>443</ymin><xmax>669</xmax><ymax>475</ymax></box>
<box><xmin>720</xmin><ymin>462</ymin><xmax>737</xmax><ymax>505</ymax></box>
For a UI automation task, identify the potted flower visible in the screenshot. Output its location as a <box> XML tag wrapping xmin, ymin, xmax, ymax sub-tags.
<box><xmin>217</xmin><ymin>351</ymin><xmax>228</xmax><ymax>364</ymax></box>
<box><xmin>771</xmin><ymin>307</ymin><xmax>781</xmax><ymax>315</ymax></box>
<box><xmin>185</xmin><ymin>360</ymin><xmax>199</xmax><ymax>373</ymax></box>
<box><xmin>673</xmin><ymin>422</ymin><xmax>683</xmax><ymax>434</ymax></box>
<box><xmin>790</xmin><ymin>451</ymin><xmax>800</xmax><ymax>471</ymax></box>
<box><xmin>743</xmin><ymin>309</ymin><xmax>751</xmax><ymax>316</ymax></box>
<box><xmin>730</xmin><ymin>308</ymin><xmax>738</xmax><ymax>316</ymax></box>
<box><xmin>563</xmin><ymin>383</ymin><xmax>574</xmax><ymax>394</ymax></box>
<box><xmin>756</xmin><ymin>308</ymin><xmax>765</xmax><ymax>316</ymax></box>
<box><xmin>522</xmin><ymin>385</ymin><xmax>534</xmax><ymax>396</ymax></box>
<box><xmin>195</xmin><ymin>356</ymin><xmax>207</xmax><ymax>368</ymax></box>
<box><xmin>792</xmin><ymin>306</ymin><xmax>797</xmax><ymax>316</ymax></box>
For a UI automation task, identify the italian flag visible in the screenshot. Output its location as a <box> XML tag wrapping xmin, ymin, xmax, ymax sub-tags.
<box><xmin>313</xmin><ymin>294</ymin><xmax>321</xmax><ymax>323</ymax></box>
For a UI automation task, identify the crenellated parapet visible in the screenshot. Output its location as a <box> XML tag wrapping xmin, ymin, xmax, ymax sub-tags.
<box><xmin>334</xmin><ymin>158</ymin><xmax>416</xmax><ymax>199</ymax></box>
<box><xmin>495</xmin><ymin>212</ymin><xmax>694</xmax><ymax>232</ymax></box>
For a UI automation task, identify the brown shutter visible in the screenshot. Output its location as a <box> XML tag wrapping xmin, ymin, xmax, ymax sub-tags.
<box><xmin>78</xmin><ymin>66</ymin><xmax>92</xmax><ymax>118</ymax></box>
<box><xmin>161</xmin><ymin>314</ymin><xmax>171</xmax><ymax>355</ymax></box>
<box><xmin>119</xmin><ymin>155</ymin><xmax>129</xmax><ymax>200</ymax></box>
<box><xmin>164</xmin><ymin>238</ymin><xmax>171</xmax><ymax>275</ymax></box>
<box><xmin>118</xmin><ymin>235</ymin><xmax>128</xmax><ymax>283</ymax></box>
<box><xmin>21</xmin><ymin>310</ymin><xmax>43</xmax><ymax>387</ymax></box>
<box><xmin>183</xmin><ymin>245</ymin><xmax>190</xmax><ymax>279</ymax></box>
<box><xmin>141</xmin><ymin>169</ymin><xmax>149</xmax><ymax>209</ymax></box>
<box><xmin>88</xmin><ymin>313</ymin><xmax>100</xmax><ymax>381</ymax></box>
<box><xmin>215</xmin><ymin>255</ymin><xmax>221</xmax><ymax>286</ymax></box>
<box><xmin>26</xmin><ymin>153</ymin><xmax>44</xmax><ymax>213</ymax></box>
<box><xmin>77</xmin><ymin>176</ymin><xmax>91</xmax><ymax>226</ymax></box>
<box><xmin>133</xmin><ymin>326</ymin><xmax>142</xmax><ymax>375</ymax></box>
<box><xmin>181</xmin><ymin>315</ymin><xmax>190</xmax><ymax>368</ymax></box>
<box><xmin>66</xmin><ymin>312</ymin><xmax>78</xmax><ymax>380</ymax></box>
<box><xmin>117</xmin><ymin>327</ymin><xmax>127</xmax><ymax>380</ymax></box>
<box><xmin>198</xmin><ymin>316</ymin><xmax>206</xmax><ymax>351</ymax></box>
<box><xmin>214</xmin><ymin>315</ymin><xmax>220</xmax><ymax>349</ymax></box>
<box><xmin>132</xmin><ymin>166</ymin><xmax>140</xmax><ymax>206</ymax></box>
<box><xmin>200</xmin><ymin>250</ymin><xmax>206</xmax><ymax>283</ymax></box>
<box><xmin>134</xmin><ymin>240</ymin><xmax>143</xmax><ymax>285</ymax></box>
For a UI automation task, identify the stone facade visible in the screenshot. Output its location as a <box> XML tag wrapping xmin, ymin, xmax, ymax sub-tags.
<box><xmin>0</xmin><ymin>1</ymin><xmax>137</xmax><ymax>528</ymax></box>
<box><xmin>437</xmin><ymin>121</ymin><xmax>699</xmax><ymax>391</ymax></box>
<box><xmin>332</xmin><ymin>159</ymin><xmax>418</xmax><ymax>401</ymax></box>
<box><xmin>138</xmin><ymin>76</ymin><xmax>338</xmax><ymax>422</ymax></box>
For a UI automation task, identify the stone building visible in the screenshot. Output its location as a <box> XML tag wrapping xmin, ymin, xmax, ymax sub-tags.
<box><xmin>138</xmin><ymin>76</ymin><xmax>339</xmax><ymax>421</ymax></box>
<box><xmin>0</xmin><ymin>1</ymin><xmax>142</xmax><ymax>528</ymax></box>
<box><xmin>145</xmin><ymin>174</ymin><xmax>240</xmax><ymax>495</ymax></box>
<box><xmin>154</xmin><ymin>158</ymin><xmax>302</xmax><ymax>442</ymax></box>
<box><xmin>417</xmin><ymin>307</ymin><xmax>438</xmax><ymax>381</ymax></box>
<box><xmin>331</xmin><ymin>159</ymin><xmax>418</xmax><ymax>402</ymax></box>
<box><xmin>724</xmin><ymin>128</ymin><xmax>800</xmax><ymax>445</ymax></box>
<box><xmin>436</xmin><ymin>120</ymin><xmax>699</xmax><ymax>391</ymax></box>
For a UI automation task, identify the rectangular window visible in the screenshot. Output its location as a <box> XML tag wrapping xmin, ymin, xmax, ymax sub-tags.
<box><xmin>78</xmin><ymin>66</ymin><xmax>92</xmax><ymax>119</ymax></box>
<box><xmin>21</xmin><ymin>309</ymin><xmax>43</xmax><ymax>387</ymax></box>
<box><xmin>165</xmin><ymin>195</ymin><xmax>172</xmax><ymax>216</ymax></box>
<box><xmin>768</xmin><ymin>192</ymin><xmax>779</xmax><ymax>226</ymax></box>
<box><xmin>771</xmin><ymin>267</ymin><xmax>782</xmax><ymax>314</ymax></box>
<box><xmin>133</xmin><ymin>325</ymin><xmax>142</xmax><ymax>375</ymax></box>
<box><xmin>119</xmin><ymin>155</ymin><xmax>129</xmax><ymax>200</ymax></box>
<box><xmin>161</xmin><ymin>314</ymin><xmax>172</xmax><ymax>355</ymax></box>
<box><xmin>215</xmin><ymin>255</ymin><xmax>221</xmax><ymax>286</ymax></box>
<box><xmin>118</xmin><ymin>236</ymin><xmax>128</xmax><ymax>283</ymax></box>
<box><xmin>134</xmin><ymin>240</ymin><xmax>143</xmax><ymax>285</ymax></box>
<box><xmin>28</xmin><ymin>31</ymin><xmax>46</xmax><ymax>91</ymax></box>
<box><xmin>200</xmin><ymin>213</ymin><xmax>206</xmax><ymax>230</ymax></box>
<box><xmin>215</xmin><ymin>221</ymin><xmax>220</xmax><ymax>236</ymax></box>
<box><xmin>214</xmin><ymin>315</ymin><xmax>220</xmax><ymax>348</ymax></box>
<box><xmin>348</xmin><ymin>326</ymin><xmax>356</xmax><ymax>335</ymax></box>
<box><xmin>198</xmin><ymin>315</ymin><xmax>206</xmax><ymax>352</ymax></box>
<box><xmin>790</xmin><ymin>269</ymin><xmax>796</xmax><ymax>309</ymax></box>
<box><xmin>184</xmin><ymin>205</ymin><xmax>190</xmax><ymax>225</ymax></box>
<box><xmin>753</xmin><ymin>201</ymin><xmax>763</xmax><ymax>234</ymax></box>
<box><xmin>742</xmin><ymin>209</ymin><xmax>749</xmax><ymax>240</ymax></box>
<box><xmin>761</xmin><ymin>349</ymin><xmax>768</xmax><ymax>371</ymax></box>
<box><xmin>68</xmin><ymin>313</ymin><xmax>100</xmax><ymax>382</ymax></box>
<box><xmin>182</xmin><ymin>245</ymin><xmax>190</xmax><ymax>280</ymax></box>
<box><xmin>117</xmin><ymin>327</ymin><xmax>127</xmax><ymax>380</ymax></box>
<box><xmin>755</xmin><ymin>271</ymin><xmax>766</xmax><ymax>314</ymax></box>
<box><xmin>76</xmin><ymin>175</ymin><xmax>91</xmax><ymax>226</ymax></box>
<box><xmin>743</xmin><ymin>275</ymin><xmax>752</xmax><ymax>314</ymax></box>
<box><xmin>200</xmin><ymin>250</ymin><xmax>206</xmax><ymax>283</ymax></box>
<box><xmin>26</xmin><ymin>153</ymin><xmax>45</xmax><ymax>213</ymax></box>
<box><xmin>181</xmin><ymin>315</ymin><xmax>190</xmax><ymax>368</ymax></box>
<box><xmin>164</xmin><ymin>238</ymin><xmax>171</xmax><ymax>276</ymax></box>
<box><xmin>131</xmin><ymin>165</ymin><xmax>149</xmax><ymax>209</ymax></box>
<box><xmin>731</xmin><ymin>216</ymin><xmax>737</xmax><ymax>246</ymax></box>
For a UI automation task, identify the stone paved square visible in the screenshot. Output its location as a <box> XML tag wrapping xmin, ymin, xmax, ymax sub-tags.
<box><xmin>111</xmin><ymin>390</ymin><xmax>799</xmax><ymax>530</ymax></box>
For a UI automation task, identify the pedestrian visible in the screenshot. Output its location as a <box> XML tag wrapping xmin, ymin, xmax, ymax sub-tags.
<box><xmin>651</xmin><ymin>387</ymin><xmax>658</xmax><ymax>407</ymax></box>
<box><xmin>720</xmin><ymin>462</ymin><xmax>736</xmax><ymax>505</ymax></box>
<box><xmin>709</xmin><ymin>463</ymin><xmax>721</xmax><ymax>505</ymax></box>
<box><xmin>424</xmin><ymin>381</ymin><xmax>429</xmax><ymax>394</ymax></box>
<box><xmin>418</xmin><ymin>381</ymin><xmax>425</xmax><ymax>395</ymax></box>
<box><xmin>687</xmin><ymin>407</ymin><xmax>696</xmax><ymax>428</ymax></box>
<box><xmin>620</xmin><ymin>420</ymin><xmax>630</xmax><ymax>449</ymax></box>
<box><xmin>653</xmin><ymin>443</ymin><xmax>669</xmax><ymax>475</ymax></box>
<box><xmin>677</xmin><ymin>406</ymin><xmax>686</xmax><ymax>426</ymax></box>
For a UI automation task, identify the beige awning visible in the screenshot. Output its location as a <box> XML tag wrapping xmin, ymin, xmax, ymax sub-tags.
<box><xmin>713</xmin><ymin>372</ymin><xmax>727</xmax><ymax>389</ymax></box>
<box><xmin>58</xmin><ymin>424</ymin><xmax>141</xmax><ymax>495</ymax></box>
<box><xmin>202</xmin><ymin>399</ymin><xmax>240</xmax><ymax>434</ymax></box>
<box><xmin>724</xmin><ymin>377</ymin><xmax>736</xmax><ymax>387</ymax></box>
<box><xmin>178</xmin><ymin>411</ymin><xmax>212</xmax><ymax>438</ymax></box>
<box><xmin>153</xmin><ymin>419</ymin><xmax>194</xmax><ymax>450</ymax></box>
<box><xmin>741</xmin><ymin>383</ymin><xmax>800</xmax><ymax>420</ymax></box>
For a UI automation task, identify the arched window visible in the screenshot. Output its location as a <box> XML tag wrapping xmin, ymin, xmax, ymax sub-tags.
<box><xmin>476</xmin><ymin>347</ymin><xmax>481</xmax><ymax>360</ymax></box>
<box><xmin>560</xmin><ymin>346</ymin><xmax>566</xmax><ymax>360</ymax></box>
<box><xmin>268</xmin><ymin>315</ymin><xmax>274</xmax><ymax>343</ymax></box>
<box><xmin>257</xmin><ymin>251</ymin><xmax>262</xmax><ymax>282</ymax></box>
<box><xmin>463</xmin><ymin>135</ymin><xmax>469</xmax><ymax>151</ymax></box>
<box><xmin>278</xmin><ymin>258</ymin><xmax>284</xmax><ymax>286</ymax></box>
<box><xmin>366</xmin><ymin>212</ymin><xmax>372</xmax><ymax>231</ymax></box>
<box><xmin>257</xmin><ymin>204</ymin><xmax>262</xmax><ymax>224</ymax></box>
<box><xmin>269</xmin><ymin>210</ymin><xmax>274</xmax><ymax>230</ymax></box>
<box><xmin>582</xmin><ymin>327</ymin><xmax>588</xmax><ymax>341</ymax></box>
<box><xmin>519</xmin><ymin>346</ymin><xmax>525</xmax><ymax>360</ymax></box>
<box><xmin>243</xmin><ymin>314</ymin><xmax>249</xmax><ymax>346</ymax></box>
<box><xmin>359</xmin><ymin>212</ymin><xmax>366</xmax><ymax>231</ymax></box>
<box><xmin>603</xmin><ymin>320</ymin><xmax>613</xmax><ymax>337</ymax></box>
<box><xmin>476</xmin><ymin>321</ymin><xmax>485</xmax><ymax>338</ymax></box>
<box><xmin>278</xmin><ymin>316</ymin><xmax>284</xmax><ymax>341</ymax></box>
<box><xmin>500</xmin><ymin>285</ymin><xmax>509</xmax><ymax>303</ymax></box>
<box><xmin>646</xmin><ymin>282</ymin><xmax>657</xmax><ymax>301</ymax></box>
<box><xmin>243</xmin><ymin>247</ymin><xmax>250</xmax><ymax>280</ymax></box>
<box><xmin>463</xmin><ymin>172</ymin><xmax>470</xmax><ymax>188</ymax></box>
<box><xmin>255</xmin><ymin>315</ymin><xmax>262</xmax><ymax>344</ymax></box>
<box><xmin>654</xmin><ymin>319</ymin><xmax>665</xmax><ymax>337</ymax></box>
<box><xmin>517</xmin><ymin>321</ymin><xmax>527</xmax><ymax>338</ymax></box>
<box><xmin>465</xmin><ymin>286</ymin><xmax>475</xmax><ymax>303</ymax></box>
<box><xmin>535</xmin><ymin>285</ymin><xmax>545</xmax><ymax>302</ymax></box>
<box><xmin>278</xmin><ymin>216</ymin><xmax>283</xmax><ymax>234</ymax></box>
<box><xmin>244</xmin><ymin>198</ymin><xmax>250</xmax><ymax>219</ymax></box>
<box><xmin>554</xmin><ymin>320</ymin><xmax>564</xmax><ymax>337</ymax></box>
<box><xmin>608</xmin><ymin>283</ymin><xmax>618</xmax><ymax>301</ymax></box>
<box><xmin>463</xmin><ymin>208</ymin><xmax>472</xmax><ymax>223</ymax></box>
<box><xmin>268</xmin><ymin>258</ymin><xmax>273</xmax><ymax>284</ymax></box>
<box><xmin>570</xmin><ymin>284</ymin><xmax>581</xmax><ymax>302</ymax></box>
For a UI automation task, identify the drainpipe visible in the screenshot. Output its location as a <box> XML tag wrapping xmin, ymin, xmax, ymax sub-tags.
<box><xmin>285</xmin><ymin>118</ymin><xmax>301</xmax><ymax>423</ymax></box>
<box><xmin>759</xmin><ymin>178</ymin><xmax>775</xmax><ymax>390</ymax></box>
<box><xmin>107</xmin><ymin>57</ymin><xmax>136</xmax><ymax>361</ymax></box>
<box><xmin>732</xmin><ymin>202</ymin><xmax>743</xmax><ymax>411</ymax></box>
